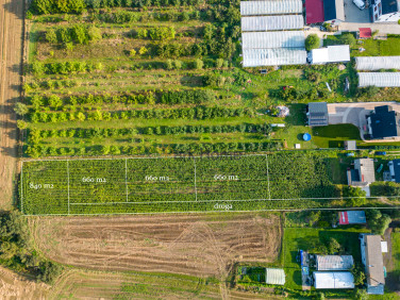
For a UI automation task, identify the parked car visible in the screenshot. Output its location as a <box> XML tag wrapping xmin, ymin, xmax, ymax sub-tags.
<box><xmin>375</xmin><ymin>151</ymin><xmax>387</xmax><ymax>156</ymax></box>
<box><xmin>346</xmin><ymin>152</ymin><xmax>355</xmax><ymax>157</ymax></box>
<box><xmin>353</xmin><ymin>0</ymin><xmax>365</xmax><ymax>10</ymax></box>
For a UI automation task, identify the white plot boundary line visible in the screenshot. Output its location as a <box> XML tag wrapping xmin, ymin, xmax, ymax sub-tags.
<box><xmin>193</xmin><ymin>157</ymin><xmax>198</xmax><ymax>201</ymax></box>
<box><xmin>20</xmin><ymin>161</ymin><xmax>24</xmax><ymax>214</ymax></box>
<box><xmin>265</xmin><ymin>154</ymin><xmax>271</xmax><ymax>200</ymax></box>
<box><xmin>21</xmin><ymin>153</ymin><xmax>267</xmax><ymax>163</ymax></box>
<box><xmin>22</xmin><ymin>206</ymin><xmax>400</xmax><ymax>217</ymax></box>
<box><xmin>67</xmin><ymin>159</ymin><xmax>70</xmax><ymax>215</ymax></box>
<box><xmin>67</xmin><ymin>195</ymin><xmax>397</xmax><ymax>206</ymax></box>
<box><xmin>125</xmin><ymin>158</ymin><xmax>129</xmax><ymax>202</ymax></box>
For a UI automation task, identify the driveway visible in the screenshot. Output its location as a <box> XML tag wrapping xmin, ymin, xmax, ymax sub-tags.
<box><xmin>343</xmin><ymin>0</ymin><xmax>370</xmax><ymax>23</ymax></box>
<box><xmin>327</xmin><ymin>102</ymin><xmax>400</xmax><ymax>141</ymax></box>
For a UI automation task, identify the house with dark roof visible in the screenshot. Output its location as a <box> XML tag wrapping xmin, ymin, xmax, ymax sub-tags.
<box><xmin>367</xmin><ymin>105</ymin><xmax>400</xmax><ymax>139</ymax></box>
<box><xmin>388</xmin><ymin>159</ymin><xmax>400</xmax><ymax>183</ymax></box>
<box><xmin>307</xmin><ymin>102</ymin><xmax>329</xmax><ymax>126</ymax></box>
<box><xmin>305</xmin><ymin>0</ymin><xmax>345</xmax><ymax>24</ymax></box>
<box><xmin>360</xmin><ymin>234</ymin><xmax>385</xmax><ymax>295</ymax></box>
<box><xmin>371</xmin><ymin>0</ymin><xmax>400</xmax><ymax>22</ymax></box>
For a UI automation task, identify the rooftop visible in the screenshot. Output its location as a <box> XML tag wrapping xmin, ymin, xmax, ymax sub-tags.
<box><xmin>338</xmin><ymin>211</ymin><xmax>367</xmax><ymax>225</ymax></box>
<box><xmin>368</xmin><ymin>105</ymin><xmax>400</xmax><ymax>139</ymax></box>
<box><xmin>356</xmin><ymin>56</ymin><xmax>400</xmax><ymax>71</ymax></box>
<box><xmin>316</xmin><ymin>255</ymin><xmax>354</xmax><ymax>270</ymax></box>
<box><xmin>308</xmin><ymin>102</ymin><xmax>329</xmax><ymax>127</ymax></box>
<box><xmin>309</xmin><ymin>45</ymin><xmax>350</xmax><ymax>64</ymax></box>
<box><xmin>241</xmin><ymin>15</ymin><xmax>304</xmax><ymax>31</ymax></box>
<box><xmin>354</xmin><ymin>158</ymin><xmax>376</xmax><ymax>184</ymax></box>
<box><xmin>314</xmin><ymin>272</ymin><xmax>355</xmax><ymax>289</ymax></box>
<box><xmin>240</xmin><ymin>0</ymin><xmax>303</xmax><ymax>16</ymax></box>
<box><xmin>358</xmin><ymin>72</ymin><xmax>400</xmax><ymax>88</ymax></box>
<box><xmin>363</xmin><ymin>235</ymin><xmax>385</xmax><ymax>288</ymax></box>
<box><xmin>324</xmin><ymin>0</ymin><xmax>345</xmax><ymax>21</ymax></box>
<box><xmin>265</xmin><ymin>268</ymin><xmax>285</xmax><ymax>285</ymax></box>
<box><xmin>306</xmin><ymin>0</ymin><xmax>325</xmax><ymax>23</ymax></box>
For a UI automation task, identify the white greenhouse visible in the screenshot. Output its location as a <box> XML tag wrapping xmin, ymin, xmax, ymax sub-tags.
<box><xmin>241</xmin><ymin>15</ymin><xmax>304</xmax><ymax>31</ymax></box>
<box><xmin>242</xmin><ymin>48</ymin><xmax>307</xmax><ymax>67</ymax></box>
<box><xmin>358</xmin><ymin>72</ymin><xmax>400</xmax><ymax>87</ymax></box>
<box><xmin>355</xmin><ymin>56</ymin><xmax>400</xmax><ymax>71</ymax></box>
<box><xmin>241</xmin><ymin>31</ymin><xmax>305</xmax><ymax>49</ymax></box>
<box><xmin>240</xmin><ymin>0</ymin><xmax>303</xmax><ymax>16</ymax></box>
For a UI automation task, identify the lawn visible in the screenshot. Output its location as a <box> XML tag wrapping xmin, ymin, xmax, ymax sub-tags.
<box><xmin>311</xmin><ymin>124</ymin><xmax>361</xmax><ymax>149</ymax></box>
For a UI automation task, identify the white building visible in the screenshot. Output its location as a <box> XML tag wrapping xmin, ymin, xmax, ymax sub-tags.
<box><xmin>371</xmin><ymin>0</ymin><xmax>400</xmax><ymax>22</ymax></box>
<box><xmin>314</xmin><ymin>272</ymin><xmax>355</xmax><ymax>289</ymax></box>
<box><xmin>356</xmin><ymin>56</ymin><xmax>400</xmax><ymax>71</ymax></box>
<box><xmin>241</xmin><ymin>15</ymin><xmax>304</xmax><ymax>31</ymax></box>
<box><xmin>240</xmin><ymin>0</ymin><xmax>303</xmax><ymax>15</ymax></box>
<box><xmin>308</xmin><ymin>45</ymin><xmax>350</xmax><ymax>64</ymax></box>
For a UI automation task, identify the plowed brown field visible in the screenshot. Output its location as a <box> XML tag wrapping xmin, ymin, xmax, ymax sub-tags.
<box><xmin>0</xmin><ymin>0</ymin><xmax>23</xmax><ymax>209</ymax></box>
<box><xmin>31</xmin><ymin>213</ymin><xmax>282</xmax><ymax>279</ymax></box>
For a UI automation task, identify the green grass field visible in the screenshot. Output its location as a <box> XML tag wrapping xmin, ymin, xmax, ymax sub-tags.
<box><xmin>21</xmin><ymin>152</ymin><xmax>365</xmax><ymax>215</ymax></box>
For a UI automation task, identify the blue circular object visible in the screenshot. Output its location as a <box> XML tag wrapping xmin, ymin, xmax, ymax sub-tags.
<box><xmin>303</xmin><ymin>133</ymin><xmax>311</xmax><ymax>141</ymax></box>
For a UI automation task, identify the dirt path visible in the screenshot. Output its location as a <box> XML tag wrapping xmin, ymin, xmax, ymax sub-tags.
<box><xmin>0</xmin><ymin>0</ymin><xmax>23</xmax><ymax>209</ymax></box>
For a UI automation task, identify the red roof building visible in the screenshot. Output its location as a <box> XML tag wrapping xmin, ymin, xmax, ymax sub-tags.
<box><xmin>359</xmin><ymin>28</ymin><xmax>372</xmax><ymax>38</ymax></box>
<box><xmin>306</xmin><ymin>0</ymin><xmax>325</xmax><ymax>23</ymax></box>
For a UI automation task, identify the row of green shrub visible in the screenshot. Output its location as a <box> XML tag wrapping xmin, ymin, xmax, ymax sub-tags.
<box><xmin>45</xmin><ymin>25</ymin><xmax>102</xmax><ymax>46</ymax></box>
<box><xmin>28</xmin><ymin>90</ymin><xmax>215</xmax><ymax>109</ymax></box>
<box><xmin>31</xmin><ymin>0</ymin><xmax>204</xmax><ymax>15</ymax></box>
<box><xmin>29</xmin><ymin>123</ymin><xmax>272</xmax><ymax>142</ymax></box>
<box><xmin>29</xmin><ymin>106</ymin><xmax>253</xmax><ymax>123</ymax></box>
<box><xmin>25</xmin><ymin>141</ymin><xmax>282</xmax><ymax>158</ymax></box>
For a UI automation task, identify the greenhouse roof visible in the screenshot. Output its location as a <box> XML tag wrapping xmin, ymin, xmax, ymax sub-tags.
<box><xmin>241</xmin><ymin>15</ymin><xmax>304</xmax><ymax>31</ymax></box>
<box><xmin>242</xmin><ymin>31</ymin><xmax>305</xmax><ymax>49</ymax></box>
<box><xmin>358</xmin><ymin>72</ymin><xmax>400</xmax><ymax>87</ymax></box>
<box><xmin>240</xmin><ymin>0</ymin><xmax>303</xmax><ymax>16</ymax></box>
<box><xmin>355</xmin><ymin>56</ymin><xmax>400</xmax><ymax>71</ymax></box>
<box><xmin>242</xmin><ymin>48</ymin><xmax>307</xmax><ymax>67</ymax></box>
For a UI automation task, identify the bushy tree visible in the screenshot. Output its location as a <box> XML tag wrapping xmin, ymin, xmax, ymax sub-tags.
<box><xmin>14</xmin><ymin>103</ymin><xmax>29</xmax><ymax>116</ymax></box>
<box><xmin>340</xmin><ymin>33</ymin><xmax>356</xmax><ymax>47</ymax></box>
<box><xmin>343</xmin><ymin>186</ymin><xmax>366</xmax><ymax>206</ymax></box>
<box><xmin>305</xmin><ymin>34</ymin><xmax>320</xmax><ymax>51</ymax></box>
<box><xmin>367</xmin><ymin>210</ymin><xmax>391</xmax><ymax>235</ymax></box>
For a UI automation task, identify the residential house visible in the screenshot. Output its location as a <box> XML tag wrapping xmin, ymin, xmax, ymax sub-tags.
<box><xmin>367</xmin><ymin>105</ymin><xmax>400</xmax><ymax>139</ymax></box>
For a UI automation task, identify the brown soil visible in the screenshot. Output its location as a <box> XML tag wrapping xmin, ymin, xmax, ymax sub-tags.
<box><xmin>0</xmin><ymin>0</ymin><xmax>23</xmax><ymax>209</ymax></box>
<box><xmin>0</xmin><ymin>266</ymin><xmax>49</xmax><ymax>299</ymax></box>
<box><xmin>30</xmin><ymin>213</ymin><xmax>282</xmax><ymax>280</ymax></box>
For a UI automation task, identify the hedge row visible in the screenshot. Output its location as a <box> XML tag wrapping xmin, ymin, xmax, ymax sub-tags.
<box><xmin>30</xmin><ymin>123</ymin><xmax>272</xmax><ymax>140</ymax></box>
<box><xmin>25</xmin><ymin>141</ymin><xmax>282</xmax><ymax>158</ymax></box>
<box><xmin>29</xmin><ymin>106</ymin><xmax>253</xmax><ymax>123</ymax></box>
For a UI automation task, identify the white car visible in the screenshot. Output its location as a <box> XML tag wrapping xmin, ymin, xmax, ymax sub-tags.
<box><xmin>353</xmin><ymin>0</ymin><xmax>365</xmax><ymax>10</ymax></box>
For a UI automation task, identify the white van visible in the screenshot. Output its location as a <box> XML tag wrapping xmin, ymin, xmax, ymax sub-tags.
<box><xmin>353</xmin><ymin>0</ymin><xmax>365</xmax><ymax>10</ymax></box>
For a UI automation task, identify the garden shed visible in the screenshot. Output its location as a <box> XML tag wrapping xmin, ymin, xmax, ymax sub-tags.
<box><xmin>358</xmin><ymin>72</ymin><xmax>400</xmax><ymax>87</ymax></box>
<box><xmin>308</xmin><ymin>45</ymin><xmax>350</xmax><ymax>64</ymax></box>
<box><xmin>242</xmin><ymin>48</ymin><xmax>307</xmax><ymax>67</ymax></box>
<box><xmin>356</xmin><ymin>56</ymin><xmax>400</xmax><ymax>71</ymax></box>
<box><xmin>240</xmin><ymin>0</ymin><xmax>303</xmax><ymax>16</ymax></box>
<box><xmin>241</xmin><ymin>15</ymin><xmax>304</xmax><ymax>31</ymax></box>
<box><xmin>265</xmin><ymin>268</ymin><xmax>285</xmax><ymax>285</ymax></box>
<box><xmin>338</xmin><ymin>211</ymin><xmax>367</xmax><ymax>225</ymax></box>
<box><xmin>316</xmin><ymin>255</ymin><xmax>354</xmax><ymax>270</ymax></box>
<box><xmin>314</xmin><ymin>272</ymin><xmax>355</xmax><ymax>289</ymax></box>
<box><xmin>241</xmin><ymin>31</ymin><xmax>306</xmax><ymax>49</ymax></box>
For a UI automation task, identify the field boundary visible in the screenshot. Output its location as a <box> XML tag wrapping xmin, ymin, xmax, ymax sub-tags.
<box><xmin>20</xmin><ymin>154</ymin><xmax>400</xmax><ymax>216</ymax></box>
<box><xmin>21</xmin><ymin>206</ymin><xmax>400</xmax><ymax>217</ymax></box>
